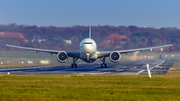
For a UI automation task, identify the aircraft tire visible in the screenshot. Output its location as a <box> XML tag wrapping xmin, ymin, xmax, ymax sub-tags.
<box><xmin>71</xmin><ymin>64</ymin><xmax>74</xmax><ymax>68</ymax></box>
<box><xmin>101</xmin><ymin>64</ymin><xmax>103</xmax><ymax>68</ymax></box>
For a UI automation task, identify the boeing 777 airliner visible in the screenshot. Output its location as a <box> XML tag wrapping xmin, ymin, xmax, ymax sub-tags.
<box><xmin>6</xmin><ymin>27</ymin><xmax>173</xmax><ymax>68</ymax></box>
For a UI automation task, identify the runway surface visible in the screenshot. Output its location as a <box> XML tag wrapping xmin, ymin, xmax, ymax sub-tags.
<box><xmin>0</xmin><ymin>59</ymin><xmax>175</xmax><ymax>75</ymax></box>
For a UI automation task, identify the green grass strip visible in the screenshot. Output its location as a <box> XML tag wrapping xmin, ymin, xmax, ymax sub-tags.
<box><xmin>0</xmin><ymin>74</ymin><xmax>179</xmax><ymax>101</ymax></box>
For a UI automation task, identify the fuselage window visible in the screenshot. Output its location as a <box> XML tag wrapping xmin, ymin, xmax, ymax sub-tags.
<box><xmin>83</xmin><ymin>42</ymin><xmax>92</xmax><ymax>44</ymax></box>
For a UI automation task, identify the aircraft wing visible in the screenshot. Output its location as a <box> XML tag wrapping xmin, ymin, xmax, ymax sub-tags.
<box><xmin>98</xmin><ymin>44</ymin><xmax>173</xmax><ymax>58</ymax></box>
<box><xmin>5</xmin><ymin>44</ymin><xmax>80</xmax><ymax>58</ymax></box>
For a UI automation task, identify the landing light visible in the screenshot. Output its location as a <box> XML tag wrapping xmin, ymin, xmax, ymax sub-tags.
<box><xmin>86</xmin><ymin>53</ymin><xmax>90</xmax><ymax>56</ymax></box>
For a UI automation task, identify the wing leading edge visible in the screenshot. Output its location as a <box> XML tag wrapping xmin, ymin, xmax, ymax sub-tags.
<box><xmin>6</xmin><ymin>44</ymin><xmax>173</xmax><ymax>59</ymax></box>
<box><xmin>5</xmin><ymin>44</ymin><xmax>80</xmax><ymax>58</ymax></box>
<box><xmin>98</xmin><ymin>44</ymin><xmax>173</xmax><ymax>58</ymax></box>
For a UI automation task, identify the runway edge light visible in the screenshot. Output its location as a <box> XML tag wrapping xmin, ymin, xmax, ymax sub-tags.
<box><xmin>147</xmin><ymin>64</ymin><xmax>151</xmax><ymax>78</ymax></box>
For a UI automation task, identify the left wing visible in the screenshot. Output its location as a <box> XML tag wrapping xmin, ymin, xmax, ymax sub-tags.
<box><xmin>5</xmin><ymin>44</ymin><xmax>80</xmax><ymax>58</ymax></box>
<box><xmin>98</xmin><ymin>44</ymin><xmax>173</xmax><ymax>58</ymax></box>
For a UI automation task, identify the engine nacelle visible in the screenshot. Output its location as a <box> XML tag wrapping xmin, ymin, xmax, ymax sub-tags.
<box><xmin>57</xmin><ymin>51</ymin><xmax>68</xmax><ymax>63</ymax></box>
<box><xmin>109</xmin><ymin>51</ymin><xmax>121</xmax><ymax>63</ymax></box>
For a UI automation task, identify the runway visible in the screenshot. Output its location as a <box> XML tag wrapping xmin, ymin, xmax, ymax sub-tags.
<box><xmin>0</xmin><ymin>59</ymin><xmax>175</xmax><ymax>75</ymax></box>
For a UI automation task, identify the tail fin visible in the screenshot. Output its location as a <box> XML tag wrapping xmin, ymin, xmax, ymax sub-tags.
<box><xmin>89</xmin><ymin>26</ymin><xmax>91</xmax><ymax>39</ymax></box>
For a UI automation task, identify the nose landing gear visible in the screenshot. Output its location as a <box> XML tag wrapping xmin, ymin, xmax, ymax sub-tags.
<box><xmin>100</xmin><ymin>57</ymin><xmax>107</xmax><ymax>68</ymax></box>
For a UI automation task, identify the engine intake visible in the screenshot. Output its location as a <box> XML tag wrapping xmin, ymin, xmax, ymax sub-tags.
<box><xmin>109</xmin><ymin>51</ymin><xmax>121</xmax><ymax>63</ymax></box>
<box><xmin>57</xmin><ymin>51</ymin><xmax>68</xmax><ymax>63</ymax></box>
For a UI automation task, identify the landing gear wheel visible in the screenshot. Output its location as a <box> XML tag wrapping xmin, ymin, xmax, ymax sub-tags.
<box><xmin>71</xmin><ymin>64</ymin><xmax>77</xmax><ymax>68</ymax></box>
<box><xmin>71</xmin><ymin>57</ymin><xmax>79</xmax><ymax>68</ymax></box>
<box><xmin>100</xmin><ymin>57</ymin><xmax>107</xmax><ymax>68</ymax></box>
<box><xmin>105</xmin><ymin>64</ymin><xmax>107</xmax><ymax>68</ymax></box>
<box><xmin>101</xmin><ymin>64</ymin><xmax>103</xmax><ymax>68</ymax></box>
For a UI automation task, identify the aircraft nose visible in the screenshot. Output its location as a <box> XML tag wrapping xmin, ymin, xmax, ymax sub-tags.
<box><xmin>84</xmin><ymin>44</ymin><xmax>92</xmax><ymax>53</ymax></box>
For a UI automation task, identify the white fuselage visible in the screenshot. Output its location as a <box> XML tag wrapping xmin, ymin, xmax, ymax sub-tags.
<box><xmin>80</xmin><ymin>38</ymin><xmax>98</xmax><ymax>63</ymax></box>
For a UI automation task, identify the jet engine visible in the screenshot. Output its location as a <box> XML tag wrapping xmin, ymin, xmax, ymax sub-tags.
<box><xmin>109</xmin><ymin>51</ymin><xmax>121</xmax><ymax>63</ymax></box>
<box><xmin>57</xmin><ymin>51</ymin><xmax>68</xmax><ymax>63</ymax></box>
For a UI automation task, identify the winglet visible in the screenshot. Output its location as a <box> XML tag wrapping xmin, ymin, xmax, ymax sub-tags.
<box><xmin>89</xmin><ymin>26</ymin><xmax>91</xmax><ymax>39</ymax></box>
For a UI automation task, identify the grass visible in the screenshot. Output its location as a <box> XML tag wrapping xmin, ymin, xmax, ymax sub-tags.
<box><xmin>0</xmin><ymin>74</ymin><xmax>180</xmax><ymax>101</ymax></box>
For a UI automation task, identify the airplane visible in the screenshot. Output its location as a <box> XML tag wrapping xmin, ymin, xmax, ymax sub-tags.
<box><xmin>6</xmin><ymin>26</ymin><xmax>173</xmax><ymax>68</ymax></box>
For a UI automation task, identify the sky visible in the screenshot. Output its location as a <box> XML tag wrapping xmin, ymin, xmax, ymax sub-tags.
<box><xmin>0</xmin><ymin>0</ymin><xmax>180</xmax><ymax>28</ymax></box>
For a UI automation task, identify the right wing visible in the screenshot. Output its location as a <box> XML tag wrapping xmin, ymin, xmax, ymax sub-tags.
<box><xmin>5</xmin><ymin>44</ymin><xmax>80</xmax><ymax>58</ymax></box>
<box><xmin>98</xmin><ymin>44</ymin><xmax>173</xmax><ymax>58</ymax></box>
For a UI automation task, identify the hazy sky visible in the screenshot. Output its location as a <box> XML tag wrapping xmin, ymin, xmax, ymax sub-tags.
<box><xmin>0</xmin><ymin>0</ymin><xmax>180</xmax><ymax>28</ymax></box>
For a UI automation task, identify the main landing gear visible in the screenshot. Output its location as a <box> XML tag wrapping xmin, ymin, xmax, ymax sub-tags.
<box><xmin>100</xmin><ymin>57</ymin><xmax>107</xmax><ymax>68</ymax></box>
<box><xmin>71</xmin><ymin>57</ymin><xmax>78</xmax><ymax>68</ymax></box>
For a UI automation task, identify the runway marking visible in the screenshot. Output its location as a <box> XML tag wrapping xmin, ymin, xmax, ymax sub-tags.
<box><xmin>103</xmin><ymin>72</ymin><xmax>111</xmax><ymax>73</ymax></box>
<box><xmin>136</xmin><ymin>70</ymin><xmax>144</xmax><ymax>75</ymax></box>
<box><xmin>152</xmin><ymin>59</ymin><xmax>171</xmax><ymax>74</ymax></box>
<box><xmin>117</xmin><ymin>69</ymin><xmax>124</xmax><ymax>71</ymax></box>
<box><xmin>136</xmin><ymin>60</ymin><xmax>165</xmax><ymax>75</ymax></box>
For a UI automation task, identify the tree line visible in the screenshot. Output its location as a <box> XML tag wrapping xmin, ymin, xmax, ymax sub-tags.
<box><xmin>0</xmin><ymin>23</ymin><xmax>179</xmax><ymax>52</ymax></box>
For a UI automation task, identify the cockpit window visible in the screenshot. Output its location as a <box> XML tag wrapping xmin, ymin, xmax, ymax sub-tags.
<box><xmin>83</xmin><ymin>42</ymin><xmax>92</xmax><ymax>44</ymax></box>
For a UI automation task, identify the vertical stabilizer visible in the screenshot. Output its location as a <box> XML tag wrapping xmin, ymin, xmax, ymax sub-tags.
<box><xmin>89</xmin><ymin>26</ymin><xmax>91</xmax><ymax>39</ymax></box>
